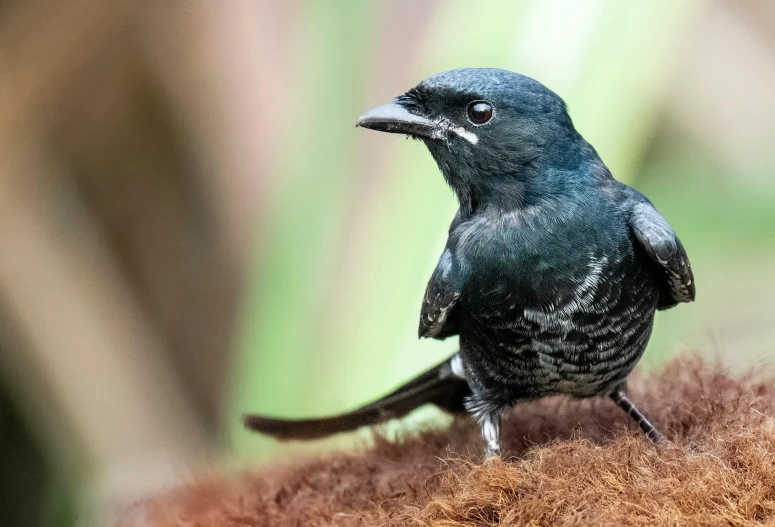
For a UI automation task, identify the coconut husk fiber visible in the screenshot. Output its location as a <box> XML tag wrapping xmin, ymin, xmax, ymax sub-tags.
<box><xmin>121</xmin><ymin>356</ymin><xmax>775</xmax><ymax>526</ymax></box>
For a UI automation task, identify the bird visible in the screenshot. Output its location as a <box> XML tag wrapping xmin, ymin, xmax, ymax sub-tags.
<box><xmin>244</xmin><ymin>68</ymin><xmax>695</xmax><ymax>458</ymax></box>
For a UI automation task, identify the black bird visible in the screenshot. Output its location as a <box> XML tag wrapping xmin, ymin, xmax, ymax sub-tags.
<box><xmin>244</xmin><ymin>69</ymin><xmax>695</xmax><ymax>457</ymax></box>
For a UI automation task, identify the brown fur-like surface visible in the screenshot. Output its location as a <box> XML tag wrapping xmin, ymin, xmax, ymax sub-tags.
<box><xmin>122</xmin><ymin>357</ymin><xmax>775</xmax><ymax>526</ymax></box>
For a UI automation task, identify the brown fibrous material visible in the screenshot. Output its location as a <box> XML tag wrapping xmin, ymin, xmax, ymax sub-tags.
<box><xmin>122</xmin><ymin>357</ymin><xmax>775</xmax><ymax>526</ymax></box>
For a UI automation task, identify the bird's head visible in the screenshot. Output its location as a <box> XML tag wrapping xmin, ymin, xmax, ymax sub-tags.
<box><xmin>357</xmin><ymin>68</ymin><xmax>595</xmax><ymax>213</ymax></box>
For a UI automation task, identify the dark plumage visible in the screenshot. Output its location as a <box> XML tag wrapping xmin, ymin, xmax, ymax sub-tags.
<box><xmin>244</xmin><ymin>68</ymin><xmax>695</xmax><ymax>457</ymax></box>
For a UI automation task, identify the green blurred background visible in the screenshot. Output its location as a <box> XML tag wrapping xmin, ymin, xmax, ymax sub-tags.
<box><xmin>1</xmin><ymin>0</ymin><xmax>774</xmax><ymax>525</ymax></box>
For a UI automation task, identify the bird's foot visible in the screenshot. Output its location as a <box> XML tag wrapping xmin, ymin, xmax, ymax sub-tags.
<box><xmin>484</xmin><ymin>444</ymin><xmax>501</xmax><ymax>461</ymax></box>
<box><xmin>644</xmin><ymin>424</ymin><xmax>665</xmax><ymax>444</ymax></box>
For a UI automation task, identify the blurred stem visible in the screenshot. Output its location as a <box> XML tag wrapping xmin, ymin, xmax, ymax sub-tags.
<box><xmin>228</xmin><ymin>0</ymin><xmax>375</xmax><ymax>459</ymax></box>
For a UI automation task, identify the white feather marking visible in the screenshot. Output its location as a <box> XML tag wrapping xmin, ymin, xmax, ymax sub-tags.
<box><xmin>523</xmin><ymin>254</ymin><xmax>606</xmax><ymax>347</ymax></box>
<box><xmin>450</xmin><ymin>354</ymin><xmax>465</xmax><ymax>379</ymax></box>
<box><xmin>451</xmin><ymin>126</ymin><xmax>478</xmax><ymax>144</ymax></box>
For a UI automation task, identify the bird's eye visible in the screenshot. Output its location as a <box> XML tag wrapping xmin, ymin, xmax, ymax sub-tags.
<box><xmin>466</xmin><ymin>101</ymin><xmax>493</xmax><ymax>125</ymax></box>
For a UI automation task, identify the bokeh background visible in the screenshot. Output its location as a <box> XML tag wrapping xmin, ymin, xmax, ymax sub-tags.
<box><xmin>1</xmin><ymin>0</ymin><xmax>774</xmax><ymax>525</ymax></box>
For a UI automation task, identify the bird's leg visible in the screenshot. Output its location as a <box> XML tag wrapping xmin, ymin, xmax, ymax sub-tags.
<box><xmin>459</xmin><ymin>358</ymin><xmax>503</xmax><ymax>459</ymax></box>
<box><xmin>480</xmin><ymin>410</ymin><xmax>502</xmax><ymax>458</ymax></box>
<box><xmin>609</xmin><ymin>388</ymin><xmax>663</xmax><ymax>442</ymax></box>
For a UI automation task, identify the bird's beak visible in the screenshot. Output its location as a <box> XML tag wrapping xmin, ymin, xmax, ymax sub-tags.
<box><xmin>356</xmin><ymin>101</ymin><xmax>438</xmax><ymax>139</ymax></box>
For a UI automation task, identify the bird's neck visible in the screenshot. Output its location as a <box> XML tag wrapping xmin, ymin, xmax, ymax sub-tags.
<box><xmin>451</xmin><ymin>179</ymin><xmax>525</xmax><ymax>217</ymax></box>
<box><xmin>449</xmin><ymin>140</ymin><xmax>604</xmax><ymax>218</ymax></box>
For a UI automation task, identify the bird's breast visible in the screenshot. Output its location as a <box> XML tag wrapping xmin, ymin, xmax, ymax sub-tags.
<box><xmin>463</xmin><ymin>250</ymin><xmax>622</xmax><ymax>325</ymax></box>
<box><xmin>450</xmin><ymin>197</ymin><xmax>661</xmax><ymax>399</ymax></box>
<box><xmin>458</xmin><ymin>243</ymin><xmax>660</xmax><ymax>399</ymax></box>
<box><xmin>452</xmin><ymin>202</ymin><xmax>631</xmax><ymax>312</ymax></box>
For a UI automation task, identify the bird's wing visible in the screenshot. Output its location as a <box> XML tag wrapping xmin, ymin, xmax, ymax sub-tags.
<box><xmin>419</xmin><ymin>248</ymin><xmax>464</xmax><ymax>339</ymax></box>
<box><xmin>628</xmin><ymin>199</ymin><xmax>695</xmax><ymax>309</ymax></box>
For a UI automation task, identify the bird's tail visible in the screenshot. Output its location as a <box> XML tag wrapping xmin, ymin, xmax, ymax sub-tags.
<box><xmin>243</xmin><ymin>354</ymin><xmax>470</xmax><ymax>440</ymax></box>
